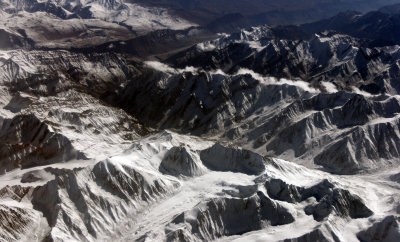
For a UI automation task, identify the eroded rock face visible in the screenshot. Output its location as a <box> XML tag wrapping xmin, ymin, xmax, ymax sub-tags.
<box><xmin>390</xmin><ymin>173</ymin><xmax>400</xmax><ymax>184</ymax></box>
<box><xmin>200</xmin><ymin>143</ymin><xmax>266</xmax><ymax>175</ymax></box>
<box><xmin>264</xmin><ymin>178</ymin><xmax>304</xmax><ymax>203</ymax></box>
<box><xmin>0</xmin><ymin>185</ymin><xmax>46</xmax><ymax>241</ymax></box>
<box><xmin>282</xmin><ymin>225</ymin><xmax>341</xmax><ymax>242</ymax></box>
<box><xmin>0</xmin><ymin>204</ymin><xmax>37</xmax><ymax>241</ymax></box>
<box><xmin>167</xmin><ymin>191</ymin><xmax>294</xmax><ymax>241</ymax></box>
<box><xmin>304</xmin><ymin>189</ymin><xmax>373</xmax><ymax>221</ymax></box>
<box><xmin>265</xmin><ymin>179</ymin><xmax>373</xmax><ymax>221</ymax></box>
<box><xmin>21</xmin><ymin>170</ymin><xmax>47</xmax><ymax>183</ymax></box>
<box><xmin>0</xmin><ymin>114</ymin><xmax>86</xmax><ymax>174</ymax></box>
<box><xmin>357</xmin><ymin>216</ymin><xmax>400</xmax><ymax>242</ymax></box>
<box><xmin>31</xmin><ymin>161</ymin><xmax>179</xmax><ymax>241</ymax></box>
<box><xmin>159</xmin><ymin>146</ymin><xmax>206</xmax><ymax>177</ymax></box>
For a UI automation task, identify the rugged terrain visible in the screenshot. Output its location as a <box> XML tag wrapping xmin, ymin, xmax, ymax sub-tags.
<box><xmin>133</xmin><ymin>0</ymin><xmax>400</xmax><ymax>26</ymax></box>
<box><xmin>0</xmin><ymin>1</ymin><xmax>400</xmax><ymax>241</ymax></box>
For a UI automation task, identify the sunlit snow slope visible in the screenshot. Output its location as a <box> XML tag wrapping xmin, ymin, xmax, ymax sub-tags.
<box><xmin>0</xmin><ymin>0</ymin><xmax>196</xmax><ymax>49</ymax></box>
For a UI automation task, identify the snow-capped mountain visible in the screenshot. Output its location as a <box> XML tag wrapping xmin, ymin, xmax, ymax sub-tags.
<box><xmin>0</xmin><ymin>49</ymin><xmax>150</xmax><ymax>174</ymax></box>
<box><xmin>0</xmin><ymin>0</ymin><xmax>196</xmax><ymax>50</ymax></box>
<box><xmin>4</xmin><ymin>130</ymin><xmax>397</xmax><ymax>241</ymax></box>
<box><xmin>103</xmin><ymin>62</ymin><xmax>400</xmax><ymax>174</ymax></box>
<box><xmin>301</xmin><ymin>8</ymin><xmax>400</xmax><ymax>46</ymax></box>
<box><xmin>1</xmin><ymin>3</ymin><xmax>400</xmax><ymax>242</ymax></box>
<box><xmin>132</xmin><ymin>0</ymin><xmax>400</xmax><ymax>26</ymax></box>
<box><xmin>168</xmin><ymin>27</ymin><xmax>400</xmax><ymax>95</ymax></box>
<box><xmin>1</xmin><ymin>0</ymin><xmax>194</xmax><ymax>29</ymax></box>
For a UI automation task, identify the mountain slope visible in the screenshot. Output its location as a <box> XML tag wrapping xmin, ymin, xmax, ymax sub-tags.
<box><xmin>103</xmin><ymin>62</ymin><xmax>400</xmax><ymax>174</ymax></box>
<box><xmin>132</xmin><ymin>0</ymin><xmax>400</xmax><ymax>25</ymax></box>
<box><xmin>0</xmin><ymin>0</ymin><xmax>196</xmax><ymax>50</ymax></box>
<box><xmin>2</xmin><ymin>131</ymin><xmax>397</xmax><ymax>241</ymax></box>
<box><xmin>167</xmin><ymin>27</ymin><xmax>400</xmax><ymax>95</ymax></box>
<box><xmin>301</xmin><ymin>9</ymin><xmax>400</xmax><ymax>46</ymax></box>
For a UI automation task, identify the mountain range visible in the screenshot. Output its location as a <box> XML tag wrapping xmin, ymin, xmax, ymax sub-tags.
<box><xmin>1</xmin><ymin>1</ymin><xmax>400</xmax><ymax>241</ymax></box>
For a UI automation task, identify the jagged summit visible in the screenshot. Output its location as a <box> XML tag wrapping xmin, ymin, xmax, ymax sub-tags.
<box><xmin>168</xmin><ymin>26</ymin><xmax>400</xmax><ymax>95</ymax></box>
<box><xmin>0</xmin><ymin>0</ymin><xmax>196</xmax><ymax>50</ymax></box>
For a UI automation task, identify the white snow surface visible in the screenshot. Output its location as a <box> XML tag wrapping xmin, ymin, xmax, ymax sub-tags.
<box><xmin>0</xmin><ymin>0</ymin><xmax>196</xmax><ymax>48</ymax></box>
<box><xmin>0</xmin><ymin>130</ymin><xmax>399</xmax><ymax>241</ymax></box>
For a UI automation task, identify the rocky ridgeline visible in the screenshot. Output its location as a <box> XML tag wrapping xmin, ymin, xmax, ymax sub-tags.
<box><xmin>168</xmin><ymin>28</ymin><xmax>400</xmax><ymax>95</ymax></box>
<box><xmin>0</xmin><ymin>131</ymin><xmax>386</xmax><ymax>241</ymax></box>
<box><xmin>105</xmin><ymin>64</ymin><xmax>400</xmax><ymax>174</ymax></box>
<box><xmin>0</xmin><ymin>50</ymin><xmax>149</xmax><ymax>173</ymax></box>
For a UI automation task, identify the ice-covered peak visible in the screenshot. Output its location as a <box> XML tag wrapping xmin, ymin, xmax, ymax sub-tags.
<box><xmin>0</xmin><ymin>0</ymin><xmax>196</xmax><ymax>40</ymax></box>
